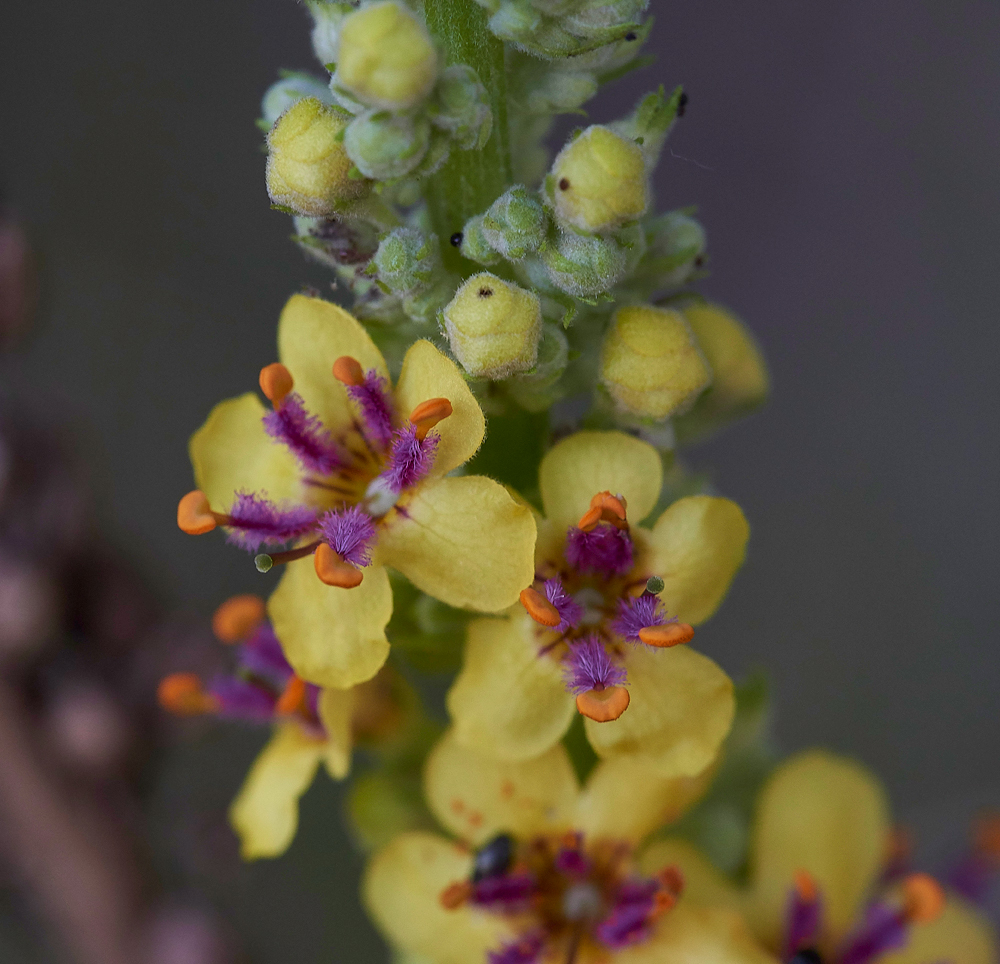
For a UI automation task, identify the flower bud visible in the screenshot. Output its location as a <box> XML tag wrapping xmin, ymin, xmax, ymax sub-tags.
<box><xmin>431</xmin><ymin>65</ymin><xmax>492</xmax><ymax>150</ymax></box>
<box><xmin>507</xmin><ymin>322</ymin><xmax>569</xmax><ymax>411</ymax></box>
<box><xmin>266</xmin><ymin>98</ymin><xmax>367</xmax><ymax>216</ymax></box>
<box><xmin>638</xmin><ymin>211</ymin><xmax>706</xmax><ymax>288</ymax></box>
<box><xmin>334</xmin><ymin>1</ymin><xmax>437</xmax><ymax>111</ymax></box>
<box><xmin>373</xmin><ymin>228</ymin><xmax>440</xmax><ymax>295</ymax></box>
<box><xmin>481</xmin><ymin>186</ymin><xmax>548</xmax><ymax>261</ymax></box>
<box><xmin>541</xmin><ymin>229</ymin><xmax>629</xmax><ymax>299</ymax></box>
<box><xmin>306</xmin><ymin>1</ymin><xmax>349</xmax><ymax>67</ymax></box>
<box><xmin>260</xmin><ymin>73</ymin><xmax>334</xmax><ymax>128</ymax></box>
<box><xmin>600</xmin><ymin>304</ymin><xmax>711</xmax><ymax>420</ymax></box>
<box><xmin>674</xmin><ymin>302</ymin><xmax>769</xmax><ymax>441</ymax></box>
<box><xmin>549</xmin><ymin>126</ymin><xmax>647</xmax><ymax>233</ymax></box>
<box><xmin>442</xmin><ymin>273</ymin><xmax>542</xmax><ymax>379</ymax></box>
<box><xmin>610</xmin><ymin>85</ymin><xmax>683</xmax><ymax>168</ymax></box>
<box><xmin>344</xmin><ymin>110</ymin><xmax>430</xmax><ymax>180</ymax></box>
<box><xmin>515</xmin><ymin>63</ymin><xmax>597</xmax><ymax>114</ymax></box>
<box><xmin>459</xmin><ymin>216</ymin><xmax>502</xmax><ymax>266</ymax></box>
<box><xmin>563</xmin><ymin>0</ymin><xmax>648</xmax><ymax>33</ymax></box>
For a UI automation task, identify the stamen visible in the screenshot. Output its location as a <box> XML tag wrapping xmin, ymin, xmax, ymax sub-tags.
<box><xmin>317</xmin><ymin>505</ymin><xmax>376</xmax><ymax>567</ymax></box>
<box><xmin>543</xmin><ymin>579</ymin><xmax>583</xmax><ymax>631</ymax></box>
<box><xmin>795</xmin><ymin>869</ymin><xmax>818</xmax><ymax>904</ymax></box>
<box><xmin>577</xmin><ymin>491</ymin><xmax>628</xmax><ymax>532</ymax></box>
<box><xmin>259</xmin><ymin>362</ymin><xmax>294</xmax><ymax>406</ymax></box>
<box><xmin>612</xmin><ymin>592</ymin><xmax>667</xmax><ymax>642</ymax></box>
<box><xmin>382</xmin><ymin>424</ymin><xmax>438</xmax><ymax>493</ymax></box>
<box><xmin>565</xmin><ymin>524</ymin><xmax>634</xmax><ymax>577</ymax></box>
<box><xmin>563</xmin><ymin>637</ymin><xmax>628</xmax><ymax>698</ymax></box>
<box><xmin>472</xmin><ymin>872</ymin><xmax>536</xmax><ymax>911</ymax></box>
<box><xmin>314</xmin><ymin>542</ymin><xmax>364</xmax><ymax>588</ymax></box>
<box><xmin>177</xmin><ymin>490</ymin><xmax>218</xmax><ymax>534</ymax></box>
<box><xmin>487</xmin><ymin>932</ymin><xmax>545</xmax><ymax>964</ymax></box>
<box><xmin>157</xmin><ymin>673</ymin><xmax>217</xmax><ymax>715</ymax></box>
<box><xmin>263</xmin><ymin>392</ymin><xmax>344</xmax><ymax>475</ymax></box>
<box><xmin>576</xmin><ymin>686</ymin><xmax>630</xmax><ymax>722</ymax></box>
<box><xmin>410</xmin><ymin>397</ymin><xmax>453</xmax><ymax>441</ymax></box>
<box><xmin>520</xmin><ymin>587</ymin><xmax>562</xmax><ymax>627</ymax></box>
<box><xmin>440</xmin><ymin>881</ymin><xmax>473</xmax><ymax>910</ymax></box>
<box><xmin>639</xmin><ymin>623</ymin><xmax>694</xmax><ymax>647</ymax></box>
<box><xmin>209</xmin><ymin>676</ymin><xmax>278</xmax><ymax>722</ymax></box>
<box><xmin>332</xmin><ymin>356</ymin><xmax>365</xmax><ymax>387</ymax></box>
<box><xmin>224</xmin><ymin>492</ymin><xmax>319</xmax><ymax>552</ymax></box>
<box><xmin>902</xmin><ymin>873</ymin><xmax>944</xmax><ymax>924</ymax></box>
<box><xmin>212</xmin><ymin>594</ymin><xmax>267</xmax><ymax>643</ymax></box>
<box><xmin>274</xmin><ymin>674</ymin><xmax>307</xmax><ymax>716</ymax></box>
<box><xmin>784</xmin><ymin>869</ymin><xmax>822</xmax><ymax>959</ymax></box>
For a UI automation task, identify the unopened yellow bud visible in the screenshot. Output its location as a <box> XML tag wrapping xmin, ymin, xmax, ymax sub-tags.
<box><xmin>551</xmin><ymin>125</ymin><xmax>647</xmax><ymax>233</ymax></box>
<box><xmin>442</xmin><ymin>273</ymin><xmax>541</xmax><ymax>379</ymax></box>
<box><xmin>335</xmin><ymin>2</ymin><xmax>438</xmax><ymax>110</ymax></box>
<box><xmin>600</xmin><ymin>305</ymin><xmax>711</xmax><ymax>420</ymax></box>
<box><xmin>266</xmin><ymin>98</ymin><xmax>367</xmax><ymax>217</ymax></box>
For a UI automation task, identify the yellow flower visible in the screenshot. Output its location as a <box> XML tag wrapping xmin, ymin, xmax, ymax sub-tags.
<box><xmin>157</xmin><ymin>595</ymin><xmax>414</xmax><ymax>860</ymax></box>
<box><xmin>447</xmin><ymin>430</ymin><xmax>748</xmax><ymax>777</ymax></box>
<box><xmin>641</xmin><ymin>751</ymin><xmax>998</xmax><ymax>964</ymax></box>
<box><xmin>179</xmin><ymin>294</ymin><xmax>536</xmax><ymax>688</ymax></box>
<box><xmin>363</xmin><ymin>730</ymin><xmax>777</xmax><ymax>964</ymax></box>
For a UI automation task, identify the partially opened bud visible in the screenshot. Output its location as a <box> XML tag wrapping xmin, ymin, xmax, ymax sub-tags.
<box><xmin>550</xmin><ymin>125</ymin><xmax>647</xmax><ymax>233</ymax></box>
<box><xmin>260</xmin><ymin>73</ymin><xmax>334</xmax><ymax>128</ymax></box>
<box><xmin>600</xmin><ymin>304</ymin><xmax>711</xmax><ymax>420</ymax></box>
<box><xmin>344</xmin><ymin>110</ymin><xmax>431</xmax><ymax>181</ymax></box>
<box><xmin>443</xmin><ymin>273</ymin><xmax>541</xmax><ymax>379</ymax></box>
<box><xmin>542</xmin><ymin>229</ymin><xmax>629</xmax><ymax>298</ymax></box>
<box><xmin>432</xmin><ymin>65</ymin><xmax>492</xmax><ymax>150</ymax></box>
<box><xmin>335</xmin><ymin>1</ymin><xmax>438</xmax><ymax>111</ymax></box>
<box><xmin>266</xmin><ymin>97</ymin><xmax>368</xmax><ymax>216</ymax></box>
<box><xmin>639</xmin><ymin>211</ymin><xmax>706</xmax><ymax>288</ymax></box>
<box><xmin>481</xmin><ymin>186</ymin><xmax>548</xmax><ymax>261</ymax></box>
<box><xmin>459</xmin><ymin>215</ymin><xmax>502</xmax><ymax>266</ymax></box>
<box><xmin>373</xmin><ymin>228</ymin><xmax>440</xmax><ymax>295</ymax></box>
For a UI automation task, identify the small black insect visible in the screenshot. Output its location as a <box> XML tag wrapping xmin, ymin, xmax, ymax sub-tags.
<box><xmin>624</xmin><ymin>31</ymin><xmax>637</xmax><ymax>41</ymax></box>
<box><xmin>558</xmin><ymin>178</ymin><xmax>570</xmax><ymax>191</ymax></box>
<box><xmin>450</xmin><ymin>232</ymin><xmax>463</xmax><ymax>247</ymax></box>
<box><xmin>472</xmin><ymin>833</ymin><xmax>513</xmax><ymax>883</ymax></box>
<box><xmin>677</xmin><ymin>91</ymin><xmax>689</xmax><ymax>117</ymax></box>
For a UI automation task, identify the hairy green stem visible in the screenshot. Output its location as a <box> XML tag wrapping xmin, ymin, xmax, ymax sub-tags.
<box><xmin>422</xmin><ymin>0</ymin><xmax>511</xmax><ymax>273</ymax></box>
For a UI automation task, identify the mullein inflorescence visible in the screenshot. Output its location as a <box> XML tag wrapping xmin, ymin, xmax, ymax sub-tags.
<box><xmin>163</xmin><ymin>1</ymin><xmax>998</xmax><ymax>962</ymax></box>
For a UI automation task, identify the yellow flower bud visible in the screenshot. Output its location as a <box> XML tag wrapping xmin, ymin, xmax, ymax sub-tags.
<box><xmin>266</xmin><ymin>98</ymin><xmax>367</xmax><ymax>217</ymax></box>
<box><xmin>550</xmin><ymin>125</ymin><xmax>647</xmax><ymax>233</ymax></box>
<box><xmin>335</xmin><ymin>2</ymin><xmax>438</xmax><ymax>111</ymax></box>
<box><xmin>600</xmin><ymin>304</ymin><xmax>711</xmax><ymax>420</ymax></box>
<box><xmin>442</xmin><ymin>273</ymin><xmax>542</xmax><ymax>379</ymax></box>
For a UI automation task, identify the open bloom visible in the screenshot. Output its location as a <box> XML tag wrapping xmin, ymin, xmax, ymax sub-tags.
<box><xmin>447</xmin><ymin>430</ymin><xmax>748</xmax><ymax>777</ymax></box>
<box><xmin>178</xmin><ymin>294</ymin><xmax>535</xmax><ymax>687</ymax></box>
<box><xmin>641</xmin><ymin>751</ymin><xmax>998</xmax><ymax>964</ymax></box>
<box><xmin>364</xmin><ymin>730</ymin><xmax>776</xmax><ymax>964</ymax></box>
<box><xmin>158</xmin><ymin>594</ymin><xmax>416</xmax><ymax>860</ymax></box>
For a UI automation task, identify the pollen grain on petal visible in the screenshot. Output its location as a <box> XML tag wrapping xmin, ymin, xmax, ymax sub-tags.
<box><xmin>177</xmin><ymin>490</ymin><xmax>217</xmax><ymax>535</ymax></box>
<box><xmin>212</xmin><ymin>594</ymin><xmax>267</xmax><ymax>643</ymax></box>
<box><xmin>520</xmin><ymin>587</ymin><xmax>562</xmax><ymax>627</ymax></box>
<box><xmin>576</xmin><ymin>685</ymin><xmax>630</xmax><ymax>722</ymax></box>
<box><xmin>313</xmin><ymin>542</ymin><xmax>364</xmax><ymax>588</ymax></box>
<box><xmin>259</xmin><ymin>362</ymin><xmax>294</xmax><ymax>405</ymax></box>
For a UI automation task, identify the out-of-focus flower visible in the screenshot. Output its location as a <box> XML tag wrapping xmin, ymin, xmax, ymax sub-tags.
<box><xmin>642</xmin><ymin>751</ymin><xmax>998</xmax><ymax>964</ymax></box>
<box><xmin>364</xmin><ymin>730</ymin><xmax>775</xmax><ymax>964</ymax></box>
<box><xmin>178</xmin><ymin>294</ymin><xmax>535</xmax><ymax>688</ymax></box>
<box><xmin>158</xmin><ymin>594</ymin><xmax>412</xmax><ymax>859</ymax></box>
<box><xmin>447</xmin><ymin>430</ymin><xmax>747</xmax><ymax>777</ymax></box>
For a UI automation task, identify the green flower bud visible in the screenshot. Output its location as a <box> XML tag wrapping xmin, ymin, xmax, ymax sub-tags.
<box><xmin>600</xmin><ymin>304</ymin><xmax>711</xmax><ymax>420</ymax></box>
<box><xmin>564</xmin><ymin>0</ymin><xmax>647</xmax><ymax>33</ymax></box>
<box><xmin>640</xmin><ymin>211</ymin><xmax>706</xmax><ymax>287</ymax></box>
<box><xmin>334</xmin><ymin>1</ymin><xmax>437</xmax><ymax>110</ymax></box>
<box><xmin>541</xmin><ymin>229</ymin><xmax>629</xmax><ymax>299</ymax></box>
<box><xmin>260</xmin><ymin>73</ymin><xmax>334</xmax><ymax>128</ymax></box>
<box><xmin>487</xmin><ymin>1</ymin><xmax>638</xmax><ymax>61</ymax></box>
<box><xmin>442</xmin><ymin>273</ymin><xmax>542</xmax><ymax>378</ymax></box>
<box><xmin>430</xmin><ymin>65</ymin><xmax>492</xmax><ymax>151</ymax></box>
<box><xmin>402</xmin><ymin>274</ymin><xmax>457</xmax><ymax>324</ymax></box>
<box><xmin>481</xmin><ymin>186</ymin><xmax>548</xmax><ymax>260</ymax></box>
<box><xmin>459</xmin><ymin>215</ymin><xmax>502</xmax><ymax>266</ymax></box>
<box><xmin>306</xmin><ymin>1</ymin><xmax>351</xmax><ymax>67</ymax></box>
<box><xmin>373</xmin><ymin>228</ymin><xmax>440</xmax><ymax>295</ymax></box>
<box><xmin>610</xmin><ymin>85</ymin><xmax>684</xmax><ymax>168</ymax></box>
<box><xmin>514</xmin><ymin>61</ymin><xmax>597</xmax><ymax>114</ymax></box>
<box><xmin>550</xmin><ymin>125</ymin><xmax>647</xmax><ymax>233</ymax></box>
<box><xmin>343</xmin><ymin>111</ymin><xmax>430</xmax><ymax>180</ymax></box>
<box><xmin>507</xmin><ymin>322</ymin><xmax>569</xmax><ymax>411</ymax></box>
<box><xmin>674</xmin><ymin>302</ymin><xmax>769</xmax><ymax>441</ymax></box>
<box><xmin>266</xmin><ymin>98</ymin><xmax>368</xmax><ymax>216</ymax></box>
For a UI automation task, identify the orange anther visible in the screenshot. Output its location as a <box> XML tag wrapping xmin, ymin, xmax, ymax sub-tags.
<box><xmin>638</xmin><ymin>623</ymin><xmax>695</xmax><ymax>648</ymax></box>
<box><xmin>885</xmin><ymin>826</ymin><xmax>913</xmax><ymax>865</ymax></box>
<box><xmin>212</xmin><ymin>594</ymin><xmax>266</xmax><ymax>643</ymax></box>
<box><xmin>275</xmin><ymin>675</ymin><xmax>307</xmax><ymax>716</ymax></box>
<box><xmin>259</xmin><ymin>362</ymin><xmax>294</xmax><ymax>405</ymax></box>
<box><xmin>658</xmin><ymin>865</ymin><xmax>685</xmax><ymax>897</ymax></box>
<box><xmin>975</xmin><ymin>814</ymin><xmax>1000</xmax><ymax>860</ymax></box>
<box><xmin>314</xmin><ymin>542</ymin><xmax>364</xmax><ymax>588</ymax></box>
<box><xmin>439</xmin><ymin>881</ymin><xmax>473</xmax><ymax>910</ymax></box>
<box><xmin>576</xmin><ymin>685</ymin><xmax>630</xmax><ymax>722</ymax></box>
<box><xmin>519</xmin><ymin>587</ymin><xmax>562</xmax><ymax>627</ymax></box>
<box><xmin>177</xmin><ymin>490</ymin><xmax>217</xmax><ymax>535</ymax></box>
<box><xmin>578</xmin><ymin>491</ymin><xmax>629</xmax><ymax>531</ymax></box>
<box><xmin>409</xmin><ymin>397</ymin><xmax>453</xmax><ymax>441</ymax></box>
<box><xmin>577</xmin><ymin>505</ymin><xmax>603</xmax><ymax>531</ymax></box>
<box><xmin>650</xmin><ymin>890</ymin><xmax>677</xmax><ymax>918</ymax></box>
<box><xmin>157</xmin><ymin>673</ymin><xmax>216</xmax><ymax>716</ymax></box>
<box><xmin>903</xmin><ymin>872</ymin><xmax>945</xmax><ymax>924</ymax></box>
<box><xmin>332</xmin><ymin>355</ymin><xmax>365</xmax><ymax>387</ymax></box>
<box><xmin>794</xmin><ymin>869</ymin><xmax>818</xmax><ymax>904</ymax></box>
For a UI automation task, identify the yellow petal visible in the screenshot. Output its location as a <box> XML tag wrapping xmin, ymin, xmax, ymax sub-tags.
<box><xmin>228</xmin><ymin>723</ymin><xmax>324</xmax><ymax>860</ymax></box>
<box><xmin>613</xmin><ymin>905</ymin><xmax>778</xmax><ymax>964</ymax></box>
<box><xmin>446</xmin><ymin>614</ymin><xmax>575</xmax><ymax>762</ymax></box>
<box><xmin>879</xmin><ymin>894</ymin><xmax>998</xmax><ymax>964</ymax></box>
<box><xmin>267</xmin><ymin>556</ymin><xmax>392</xmax><ymax>687</ymax></box>
<box><xmin>393</xmin><ymin>339</ymin><xmax>486</xmax><ymax>476</ymax></box>
<box><xmin>424</xmin><ymin>729</ymin><xmax>578</xmax><ymax>846</ymax></box>
<box><xmin>645</xmin><ymin>495</ymin><xmax>749</xmax><ymax>625</ymax></box>
<box><xmin>575</xmin><ymin>755</ymin><xmax>715</xmax><ymax>845</ymax></box>
<box><xmin>189</xmin><ymin>393</ymin><xmax>300</xmax><ymax>511</ymax></box>
<box><xmin>317</xmin><ymin>686</ymin><xmax>356</xmax><ymax>779</ymax></box>
<box><xmin>277</xmin><ymin>293</ymin><xmax>388</xmax><ymax>435</ymax></box>
<box><xmin>584</xmin><ymin>644</ymin><xmax>734</xmax><ymax>779</ymax></box>
<box><xmin>363</xmin><ymin>832</ymin><xmax>512</xmax><ymax>964</ymax></box>
<box><xmin>539</xmin><ymin>430</ymin><xmax>663</xmax><ymax>530</ymax></box>
<box><xmin>748</xmin><ymin>750</ymin><xmax>891</xmax><ymax>950</ymax></box>
<box><xmin>639</xmin><ymin>838</ymin><xmax>744</xmax><ymax>913</ymax></box>
<box><xmin>380</xmin><ymin>476</ymin><xmax>536</xmax><ymax>612</ymax></box>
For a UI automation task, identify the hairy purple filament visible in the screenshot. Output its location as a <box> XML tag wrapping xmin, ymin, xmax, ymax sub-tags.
<box><xmin>382</xmin><ymin>424</ymin><xmax>438</xmax><ymax>493</ymax></box>
<box><xmin>488</xmin><ymin>932</ymin><xmax>545</xmax><ymax>964</ymax></box>
<box><xmin>472</xmin><ymin>873</ymin><xmax>537</xmax><ymax>913</ymax></box>
<box><xmin>837</xmin><ymin>902</ymin><xmax>909</xmax><ymax>964</ymax></box>
<box><xmin>224</xmin><ymin>492</ymin><xmax>319</xmax><ymax>552</ymax></box>
<box><xmin>611</xmin><ymin>591</ymin><xmax>671</xmax><ymax>643</ymax></box>
<box><xmin>318</xmin><ymin>505</ymin><xmax>377</xmax><ymax>566</ymax></box>
<box><xmin>595</xmin><ymin>879</ymin><xmax>660</xmax><ymax>949</ymax></box>
<box><xmin>347</xmin><ymin>370</ymin><xmax>395</xmax><ymax>450</ymax></box>
<box><xmin>543</xmin><ymin>578</ymin><xmax>583</xmax><ymax>633</ymax></box>
<box><xmin>783</xmin><ymin>884</ymin><xmax>822</xmax><ymax>959</ymax></box>
<box><xmin>263</xmin><ymin>392</ymin><xmax>345</xmax><ymax>475</ymax></box>
<box><xmin>562</xmin><ymin>636</ymin><xmax>628</xmax><ymax>695</ymax></box>
<box><xmin>564</xmin><ymin>524</ymin><xmax>634</xmax><ymax>577</ymax></box>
